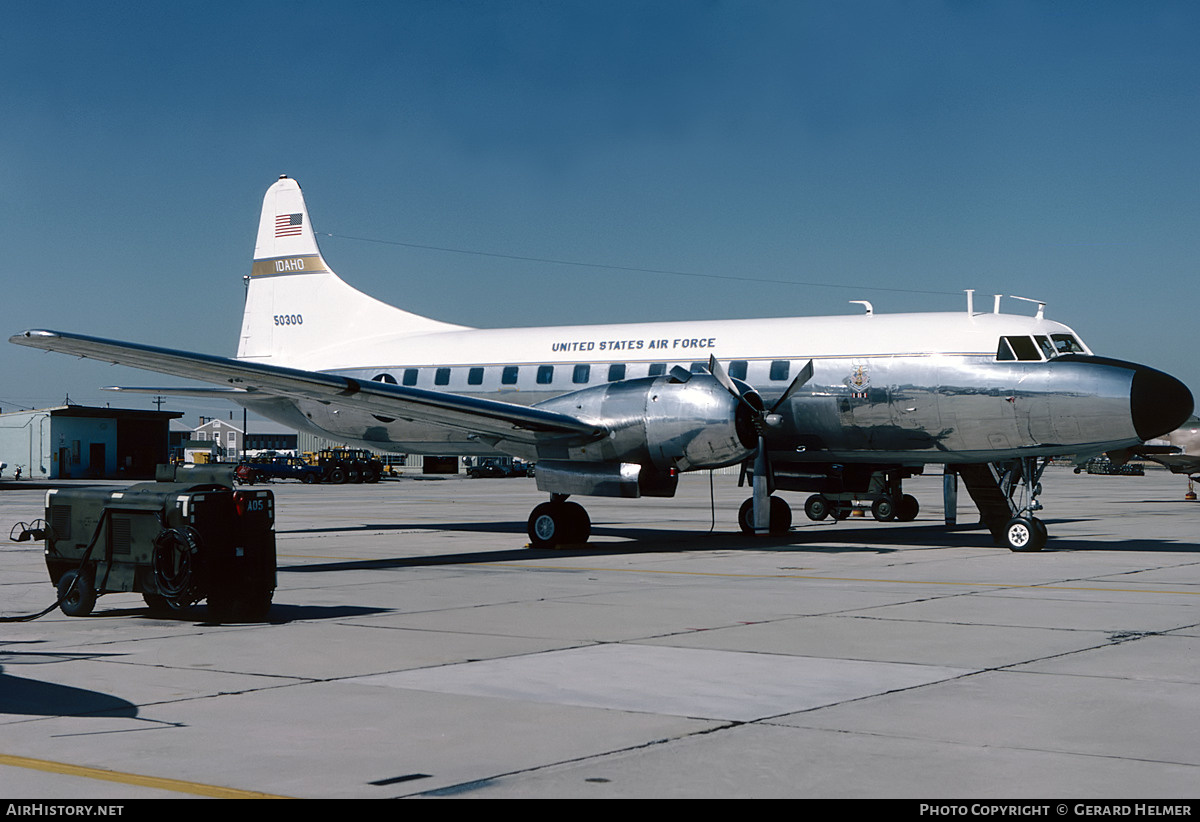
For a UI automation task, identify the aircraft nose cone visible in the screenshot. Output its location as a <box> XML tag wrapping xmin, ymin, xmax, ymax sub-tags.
<box><xmin>1131</xmin><ymin>366</ymin><xmax>1193</xmax><ymax>441</ymax></box>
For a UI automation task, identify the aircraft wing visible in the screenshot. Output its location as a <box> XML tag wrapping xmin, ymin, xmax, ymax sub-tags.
<box><xmin>101</xmin><ymin>386</ymin><xmax>258</xmax><ymax>397</ymax></box>
<box><xmin>10</xmin><ymin>330</ymin><xmax>605</xmax><ymax>445</ymax></box>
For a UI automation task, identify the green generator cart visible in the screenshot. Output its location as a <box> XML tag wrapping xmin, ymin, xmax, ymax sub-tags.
<box><xmin>43</xmin><ymin>465</ymin><xmax>276</xmax><ymax>622</ymax></box>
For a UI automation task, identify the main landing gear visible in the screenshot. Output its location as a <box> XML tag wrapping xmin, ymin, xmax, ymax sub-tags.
<box><xmin>802</xmin><ymin>491</ymin><xmax>919</xmax><ymax>523</ymax></box>
<box><xmin>527</xmin><ymin>495</ymin><xmax>591</xmax><ymax>549</ymax></box>
<box><xmin>737</xmin><ymin>495</ymin><xmax>792</xmax><ymax>536</ymax></box>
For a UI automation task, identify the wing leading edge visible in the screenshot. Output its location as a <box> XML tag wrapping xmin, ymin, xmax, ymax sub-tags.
<box><xmin>10</xmin><ymin>330</ymin><xmax>605</xmax><ymax>445</ymax></box>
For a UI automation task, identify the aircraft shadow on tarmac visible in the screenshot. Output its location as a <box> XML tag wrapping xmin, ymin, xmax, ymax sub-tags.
<box><xmin>68</xmin><ymin>603</ymin><xmax>390</xmax><ymax>625</ymax></box>
<box><xmin>0</xmin><ymin>670</ymin><xmax>141</xmax><ymax>720</ymax></box>
<box><xmin>278</xmin><ymin>516</ymin><xmax>1199</xmax><ymax>575</ymax></box>
<box><xmin>0</xmin><ymin>645</ymin><xmax>139</xmax><ymax>720</ymax></box>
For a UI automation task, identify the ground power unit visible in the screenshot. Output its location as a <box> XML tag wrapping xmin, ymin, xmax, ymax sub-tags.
<box><xmin>43</xmin><ymin>465</ymin><xmax>276</xmax><ymax>622</ymax></box>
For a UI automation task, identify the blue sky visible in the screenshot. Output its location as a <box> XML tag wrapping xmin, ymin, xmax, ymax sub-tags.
<box><xmin>2</xmin><ymin>1</ymin><xmax>1198</xmax><ymax>422</ymax></box>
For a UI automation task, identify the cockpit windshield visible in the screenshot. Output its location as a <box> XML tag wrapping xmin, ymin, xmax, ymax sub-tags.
<box><xmin>1050</xmin><ymin>333</ymin><xmax>1086</xmax><ymax>354</ymax></box>
<box><xmin>997</xmin><ymin>333</ymin><xmax>1087</xmax><ymax>362</ymax></box>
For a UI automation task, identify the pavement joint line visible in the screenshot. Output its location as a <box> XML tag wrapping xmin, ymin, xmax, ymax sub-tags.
<box><xmin>0</xmin><ymin>753</ymin><xmax>290</xmax><ymax>798</ymax></box>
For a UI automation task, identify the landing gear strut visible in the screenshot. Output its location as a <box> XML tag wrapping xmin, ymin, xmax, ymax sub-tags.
<box><xmin>1001</xmin><ymin>457</ymin><xmax>1048</xmax><ymax>552</ymax></box>
<box><xmin>527</xmin><ymin>495</ymin><xmax>591</xmax><ymax>549</ymax></box>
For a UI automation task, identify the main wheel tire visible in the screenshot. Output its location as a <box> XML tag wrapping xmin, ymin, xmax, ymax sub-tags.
<box><xmin>738</xmin><ymin>496</ymin><xmax>792</xmax><ymax>535</ymax></box>
<box><xmin>528</xmin><ymin>501</ymin><xmax>590</xmax><ymax>548</ymax></box>
<box><xmin>804</xmin><ymin>494</ymin><xmax>830</xmax><ymax>521</ymax></box>
<box><xmin>58</xmin><ymin>569</ymin><xmax>96</xmax><ymax>617</ymax></box>
<box><xmin>1005</xmin><ymin>516</ymin><xmax>1046</xmax><ymax>552</ymax></box>
<box><xmin>871</xmin><ymin>496</ymin><xmax>895</xmax><ymax>522</ymax></box>
<box><xmin>895</xmin><ymin>494</ymin><xmax>920</xmax><ymax>522</ymax></box>
<box><xmin>769</xmin><ymin>495</ymin><xmax>792</xmax><ymax>535</ymax></box>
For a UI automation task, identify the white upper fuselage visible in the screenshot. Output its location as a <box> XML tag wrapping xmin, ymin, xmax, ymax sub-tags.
<box><xmin>292</xmin><ymin>310</ymin><xmax>1082</xmax><ymax>380</ymax></box>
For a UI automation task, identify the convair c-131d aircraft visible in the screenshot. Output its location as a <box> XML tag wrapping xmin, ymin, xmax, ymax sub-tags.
<box><xmin>12</xmin><ymin>176</ymin><xmax>1194</xmax><ymax>552</ymax></box>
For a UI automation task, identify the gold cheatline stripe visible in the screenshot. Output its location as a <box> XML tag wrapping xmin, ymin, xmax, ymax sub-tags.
<box><xmin>0</xmin><ymin>753</ymin><xmax>289</xmax><ymax>799</ymax></box>
<box><xmin>250</xmin><ymin>255</ymin><xmax>329</xmax><ymax>277</ymax></box>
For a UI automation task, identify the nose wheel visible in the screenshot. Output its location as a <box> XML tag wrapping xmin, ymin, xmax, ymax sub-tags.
<box><xmin>1004</xmin><ymin>516</ymin><xmax>1047</xmax><ymax>552</ymax></box>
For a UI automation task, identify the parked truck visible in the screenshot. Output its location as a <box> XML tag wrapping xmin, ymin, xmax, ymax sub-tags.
<box><xmin>235</xmin><ymin>456</ymin><xmax>324</xmax><ymax>485</ymax></box>
<box><xmin>306</xmin><ymin>448</ymin><xmax>384</xmax><ymax>484</ymax></box>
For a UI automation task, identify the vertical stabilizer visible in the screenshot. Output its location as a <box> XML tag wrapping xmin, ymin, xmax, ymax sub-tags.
<box><xmin>238</xmin><ymin>176</ymin><xmax>465</xmax><ymax>366</ymax></box>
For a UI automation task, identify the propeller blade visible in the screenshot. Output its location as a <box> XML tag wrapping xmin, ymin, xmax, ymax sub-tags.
<box><xmin>769</xmin><ymin>359</ymin><xmax>814</xmax><ymax>414</ymax></box>
<box><xmin>708</xmin><ymin>354</ymin><xmax>793</xmax><ymax>535</ymax></box>
<box><xmin>707</xmin><ymin>355</ymin><xmax>741</xmax><ymax>398</ymax></box>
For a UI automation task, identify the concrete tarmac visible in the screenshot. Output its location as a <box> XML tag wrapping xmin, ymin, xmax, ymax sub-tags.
<box><xmin>0</xmin><ymin>467</ymin><xmax>1197</xmax><ymax>799</ymax></box>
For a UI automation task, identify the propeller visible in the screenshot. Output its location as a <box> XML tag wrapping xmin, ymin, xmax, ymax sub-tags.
<box><xmin>708</xmin><ymin>355</ymin><xmax>814</xmax><ymax>534</ymax></box>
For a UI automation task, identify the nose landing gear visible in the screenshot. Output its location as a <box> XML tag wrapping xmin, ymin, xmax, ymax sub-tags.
<box><xmin>1002</xmin><ymin>457</ymin><xmax>1048</xmax><ymax>552</ymax></box>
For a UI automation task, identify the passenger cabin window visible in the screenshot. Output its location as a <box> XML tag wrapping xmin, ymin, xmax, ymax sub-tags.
<box><xmin>402</xmin><ymin>368</ymin><xmax>418</xmax><ymax>386</ymax></box>
<box><xmin>573</xmin><ymin>364</ymin><xmax>590</xmax><ymax>384</ymax></box>
<box><xmin>435</xmin><ymin>367</ymin><xmax>451</xmax><ymax>386</ymax></box>
<box><xmin>769</xmin><ymin>360</ymin><xmax>790</xmax><ymax>381</ymax></box>
<box><xmin>501</xmin><ymin>365</ymin><xmax>519</xmax><ymax>385</ymax></box>
<box><xmin>373</xmin><ymin>373</ymin><xmax>396</xmax><ymax>384</ymax></box>
<box><xmin>537</xmin><ymin>365</ymin><xmax>554</xmax><ymax>385</ymax></box>
<box><xmin>607</xmin><ymin>363</ymin><xmax>626</xmax><ymax>382</ymax></box>
<box><xmin>729</xmin><ymin>361</ymin><xmax>748</xmax><ymax>381</ymax></box>
<box><xmin>648</xmin><ymin>363</ymin><xmax>666</xmax><ymax>377</ymax></box>
<box><xmin>690</xmin><ymin>361</ymin><xmax>707</xmax><ymax>373</ymax></box>
<box><xmin>468</xmin><ymin>367</ymin><xmax>484</xmax><ymax>386</ymax></box>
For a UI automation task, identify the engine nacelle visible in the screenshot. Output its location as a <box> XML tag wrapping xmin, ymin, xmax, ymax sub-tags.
<box><xmin>534</xmin><ymin>374</ymin><xmax>758</xmax><ymax>471</ymax></box>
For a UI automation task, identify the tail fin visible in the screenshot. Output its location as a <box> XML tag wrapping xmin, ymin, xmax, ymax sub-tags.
<box><xmin>238</xmin><ymin>176</ymin><xmax>465</xmax><ymax>367</ymax></box>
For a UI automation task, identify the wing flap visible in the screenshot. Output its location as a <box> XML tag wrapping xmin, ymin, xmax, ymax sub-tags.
<box><xmin>11</xmin><ymin>330</ymin><xmax>604</xmax><ymax>444</ymax></box>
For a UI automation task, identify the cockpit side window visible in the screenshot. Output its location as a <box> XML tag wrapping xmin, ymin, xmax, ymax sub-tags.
<box><xmin>998</xmin><ymin>334</ymin><xmax>1087</xmax><ymax>362</ymax></box>
<box><xmin>998</xmin><ymin>336</ymin><xmax>1042</xmax><ymax>362</ymax></box>
<box><xmin>1034</xmin><ymin>335</ymin><xmax>1055</xmax><ymax>359</ymax></box>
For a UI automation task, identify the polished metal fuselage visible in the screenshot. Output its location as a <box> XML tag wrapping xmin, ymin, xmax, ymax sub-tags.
<box><xmin>250</xmin><ymin>351</ymin><xmax>1143</xmax><ymax>468</ymax></box>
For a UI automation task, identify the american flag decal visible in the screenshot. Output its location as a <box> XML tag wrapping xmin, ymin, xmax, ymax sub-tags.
<box><xmin>275</xmin><ymin>213</ymin><xmax>303</xmax><ymax>237</ymax></box>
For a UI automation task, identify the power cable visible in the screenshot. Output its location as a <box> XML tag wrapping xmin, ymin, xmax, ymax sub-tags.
<box><xmin>319</xmin><ymin>231</ymin><xmax>961</xmax><ymax>297</ymax></box>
